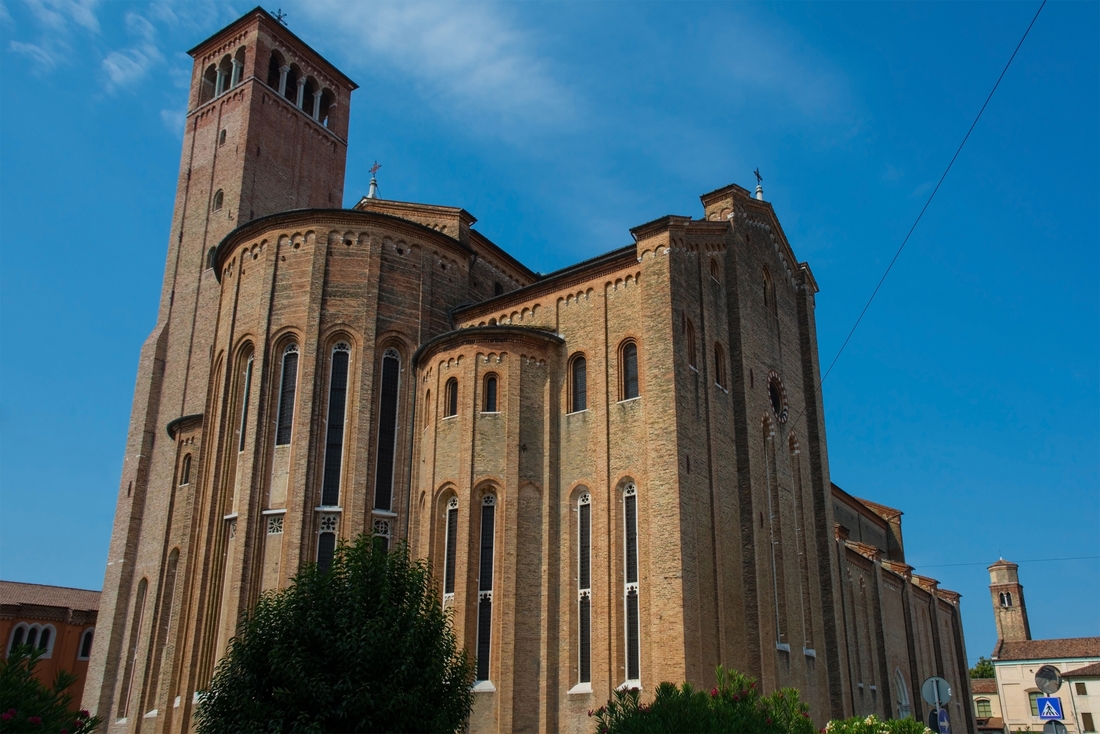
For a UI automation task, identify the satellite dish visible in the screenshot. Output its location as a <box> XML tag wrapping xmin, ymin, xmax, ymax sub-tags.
<box><xmin>1036</xmin><ymin>665</ymin><xmax>1063</xmax><ymax>695</ymax></box>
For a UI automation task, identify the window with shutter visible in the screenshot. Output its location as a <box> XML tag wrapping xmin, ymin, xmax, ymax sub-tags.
<box><xmin>374</xmin><ymin>349</ymin><xmax>401</xmax><ymax>511</ymax></box>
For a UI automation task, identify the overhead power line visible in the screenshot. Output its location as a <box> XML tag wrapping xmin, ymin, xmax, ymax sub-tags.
<box><xmin>819</xmin><ymin>0</ymin><xmax>1047</xmax><ymax>383</ymax></box>
<box><xmin>918</xmin><ymin>555</ymin><xmax>1099</xmax><ymax>570</ymax></box>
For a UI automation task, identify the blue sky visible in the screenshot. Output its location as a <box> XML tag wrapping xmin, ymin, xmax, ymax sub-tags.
<box><xmin>1</xmin><ymin>1</ymin><xmax>1096</xmax><ymax>668</ymax></box>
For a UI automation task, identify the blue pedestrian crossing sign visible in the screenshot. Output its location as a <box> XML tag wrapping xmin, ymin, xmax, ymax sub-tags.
<box><xmin>1038</xmin><ymin>697</ymin><xmax>1064</xmax><ymax>720</ymax></box>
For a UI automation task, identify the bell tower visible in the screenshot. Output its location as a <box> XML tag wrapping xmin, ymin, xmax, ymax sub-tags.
<box><xmin>83</xmin><ymin>8</ymin><xmax>356</xmax><ymax>728</ymax></box>
<box><xmin>989</xmin><ymin>558</ymin><xmax>1031</xmax><ymax>642</ymax></box>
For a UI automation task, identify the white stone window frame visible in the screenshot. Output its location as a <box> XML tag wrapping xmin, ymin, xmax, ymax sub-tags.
<box><xmin>7</xmin><ymin>622</ymin><xmax>58</xmax><ymax>659</ymax></box>
<box><xmin>77</xmin><ymin>627</ymin><xmax>95</xmax><ymax>661</ymax></box>
<box><xmin>573</xmin><ymin>492</ymin><xmax>593</xmax><ymax>693</ymax></box>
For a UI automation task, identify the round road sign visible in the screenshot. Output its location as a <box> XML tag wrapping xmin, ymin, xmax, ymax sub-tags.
<box><xmin>1043</xmin><ymin>721</ymin><xmax>1068</xmax><ymax>734</ymax></box>
<box><xmin>921</xmin><ymin>676</ymin><xmax>952</xmax><ymax>706</ymax></box>
<box><xmin>1036</xmin><ymin>665</ymin><xmax>1063</xmax><ymax>695</ymax></box>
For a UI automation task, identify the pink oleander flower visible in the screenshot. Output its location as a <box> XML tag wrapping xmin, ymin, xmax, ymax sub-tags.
<box><xmin>587</xmin><ymin>710</ymin><xmax>594</xmax><ymax>717</ymax></box>
<box><xmin>79</xmin><ymin>710</ymin><xmax>90</xmax><ymax>718</ymax></box>
<box><xmin>711</xmin><ymin>687</ymin><xmax>719</xmax><ymax>697</ymax></box>
<box><xmin>0</xmin><ymin>713</ymin><xmax>12</xmax><ymax>722</ymax></box>
<box><xmin>28</xmin><ymin>716</ymin><xmax>42</xmax><ymax>725</ymax></box>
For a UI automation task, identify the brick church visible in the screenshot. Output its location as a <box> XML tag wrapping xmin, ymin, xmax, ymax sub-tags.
<box><xmin>83</xmin><ymin>8</ymin><xmax>974</xmax><ymax>733</ymax></box>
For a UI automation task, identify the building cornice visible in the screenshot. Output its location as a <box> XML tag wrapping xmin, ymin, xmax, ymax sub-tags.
<box><xmin>412</xmin><ymin>325</ymin><xmax>564</xmax><ymax>367</ymax></box>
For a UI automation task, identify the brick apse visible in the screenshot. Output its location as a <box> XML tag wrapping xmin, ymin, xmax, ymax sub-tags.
<box><xmin>83</xmin><ymin>8</ymin><xmax>973</xmax><ymax>734</ymax></box>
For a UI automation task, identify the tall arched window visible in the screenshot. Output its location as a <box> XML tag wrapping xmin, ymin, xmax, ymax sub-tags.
<box><xmin>713</xmin><ymin>343</ymin><xmax>727</xmax><ymax>389</ymax></box>
<box><xmin>317</xmin><ymin>514</ymin><xmax>338</xmax><ymax>573</ymax></box>
<box><xmin>483</xmin><ymin>374</ymin><xmax>498</xmax><ymax>412</ymax></box>
<box><xmin>763</xmin><ymin>419</ymin><xmax>788</xmax><ymax>648</ymax></box>
<box><xmin>444</xmin><ymin>378</ymin><xmax>458</xmax><ymax>418</ymax></box>
<box><xmin>443</xmin><ymin>497</ymin><xmax>459</xmax><ymax>600</ymax></box>
<box><xmin>320</xmin><ymin>343</ymin><xmax>350</xmax><ymax>507</ymax></box>
<box><xmin>374</xmin><ymin>348</ymin><xmax>401</xmax><ymax>512</ymax></box>
<box><xmin>578</xmin><ymin>491</ymin><xmax>592</xmax><ymax>684</ymax></box>
<box><xmin>237</xmin><ymin>353</ymin><xmax>254</xmax><ymax>452</ymax></box>
<box><xmin>212</xmin><ymin>189</ymin><xmax>224</xmax><ymax>212</ymax></box>
<box><xmin>275</xmin><ymin>343</ymin><xmax>299</xmax><ymax>446</ymax></box>
<box><xmin>685</xmin><ymin>318</ymin><xmax>696</xmax><ymax>368</ymax></box>
<box><xmin>118</xmin><ymin>578</ymin><xmax>148</xmax><ymax>718</ymax></box>
<box><xmin>179</xmin><ymin>454</ymin><xmax>191</xmax><ymax>486</ymax></box>
<box><xmin>789</xmin><ymin>434</ymin><xmax>814</xmax><ymax>651</ymax></box>
<box><xmin>570</xmin><ymin>355</ymin><xmax>587</xmax><ymax>413</ymax></box>
<box><xmin>895</xmin><ymin>669</ymin><xmax>911</xmax><ymax>718</ymax></box>
<box><xmin>200</xmin><ymin>65</ymin><xmax>217</xmax><ymax>104</ymax></box>
<box><xmin>1000</xmin><ymin>592</ymin><xmax>1013</xmax><ymax>607</ymax></box>
<box><xmin>78</xmin><ymin>628</ymin><xmax>94</xmax><ymax>660</ymax></box>
<box><xmin>476</xmin><ymin>494</ymin><xmax>497</xmax><ymax>682</ymax></box>
<box><xmin>423</xmin><ymin>390</ymin><xmax>431</xmax><ymax>427</ymax></box>
<box><xmin>621</xmin><ymin>341</ymin><xmax>639</xmax><ymax>400</ymax></box>
<box><xmin>710</xmin><ymin>259</ymin><xmax>721</xmax><ymax>281</ymax></box>
<box><xmin>623</xmin><ymin>483</ymin><xmax>641</xmax><ymax>684</ymax></box>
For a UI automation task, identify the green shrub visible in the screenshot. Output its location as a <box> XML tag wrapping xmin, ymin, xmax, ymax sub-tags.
<box><xmin>193</xmin><ymin>534</ymin><xmax>473</xmax><ymax>733</ymax></box>
<box><xmin>589</xmin><ymin>666</ymin><xmax>816</xmax><ymax>734</ymax></box>
<box><xmin>0</xmin><ymin>645</ymin><xmax>101</xmax><ymax>733</ymax></box>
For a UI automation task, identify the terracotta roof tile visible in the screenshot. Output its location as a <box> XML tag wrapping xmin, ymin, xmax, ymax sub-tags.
<box><xmin>0</xmin><ymin>581</ymin><xmax>100</xmax><ymax>611</ymax></box>
<box><xmin>993</xmin><ymin>637</ymin><xmax>1100</xmax><ymax>661</ymax></box>
<box><xmin>971</xmin><ymin>678</ymin><xmax>998</xmax><ymax>694</ymax></box>
<box><xmin>1066</xmin><ymin>662</ymin><xmax>1100</xmax><ymax>678</ymax></box>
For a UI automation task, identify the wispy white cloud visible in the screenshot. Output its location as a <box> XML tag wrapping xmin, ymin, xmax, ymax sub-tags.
<box><xmin>22</xmin><ymin>0</ymin><xmax>99</xmax><ymax>33</ymax></box>
<box><xmin>101</xmin><ymin>11</ymin><xmax>163</xmax><ymax>91</ymax></box>
<box><xmin>293</xmin><ymin>1</ymin><xmax>577</xmax><ymax>130</ymax></box>
<box><xmin>160</xmin><ymin>106</ymin><xmax>186</xmax><ymax>135</ymax></box>
<box><xmin>7</xmin><ymin>0</ymin><xmax>100</xmax><ymax>70</ymax></box>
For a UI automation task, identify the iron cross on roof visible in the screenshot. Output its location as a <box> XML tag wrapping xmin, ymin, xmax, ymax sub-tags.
<box><xmin>369</xmin><ymin>162</ymin><xmax>382</xmax><ymax>176</ymax></box>
<box><xmin>754</xmin><ymin>168</ymin><xmax>763</xmax><ymax>184</ymax></box>
<box><xmin>271</xmin><ymin>8</ymin><xmax>288</xmax><ymax>26</ymax></box>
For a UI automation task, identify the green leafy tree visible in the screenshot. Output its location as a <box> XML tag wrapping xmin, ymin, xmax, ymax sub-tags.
<box><xmin>589</xmin><ymin>666</ymin><xmax>816</xmax><ymax>734</ymax></box>
<box><xmin>194</xmin><ymin>534</ymin><xmax>473</xmax><ymax>734</ymax></box>
<box><xmin>970</xmin><ymin>656</ymin><xmax>995</xmax><ymax>679</ymax></box>
<box><xmin>0</xmin><ymin>645</ymin><xmax>101</xmax><ymax>733</ymax></box>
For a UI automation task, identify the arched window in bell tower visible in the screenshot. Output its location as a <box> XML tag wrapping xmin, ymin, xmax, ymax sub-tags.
<box><xmin>200</xmin><ymin>65</ymin><xmax>217</xmax><ymax>104</ymax></box>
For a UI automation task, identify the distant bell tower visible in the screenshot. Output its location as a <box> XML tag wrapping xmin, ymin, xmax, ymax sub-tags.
<box><xmin>988</xmin><ymin>558</ymin><xmax>1031</xmax><ymax>642</ymax></box>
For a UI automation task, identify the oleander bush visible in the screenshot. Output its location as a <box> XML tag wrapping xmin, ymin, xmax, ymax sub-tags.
<box><xmin>0</xmin><ymin>645</ymin><xmax>101</xmax><ymax>734</ymax></box>
<box><xmin>590</xmin><ymin>665</ymin><xmax>817</xmax><ymax>734</ymax></box>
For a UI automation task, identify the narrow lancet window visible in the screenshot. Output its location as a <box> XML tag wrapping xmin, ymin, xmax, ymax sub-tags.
<box><xmin>320</xmin><ymin>343</ymin><xmax>350</xmax><ymax>506</ymax></box>
<box><xmin>444</xmin><ymin>497</ymin><xmax>459</xmax><ymax>598</ymax></box>
<box><xmin>179</xmin><ymin>454</ymin><xmax>191</xmax><ymax>486</ymax></box>
<box><xmin>445</xmin><ymin>378</ymin><xmax>458</xmax><ymax>418</ymax></box>
<box><xmin>483</xmin><ymin>374</ymin><xmax>498</xmax><ymax>412</ymax></box>
<box><xmin>237</xmin><ymin>355</ymin><xmax>254</xmax><ymax>452</ymax></box>
<box><xmin>275</xmin><ymin>344</ymin><xmax>299</xmax><ymax>446</ymax></box>
<box><xmin>317</xmin><ymin>514</ymin><xmax>338</xmax><ymax>573</ymax></box>
<box><xmin>571</xmin><ymin>356</ymin><xmax>587</xmax><ymax>412</ymax></box>
<box><xmin>374</xmin><ymin>349</ymin><xmax>401</xmax><ymax>511</ymax></box>
<box><xmin>476</xmin><ymin>494</ymin><xmax>496</xmax><ymax>682</ymax></box>
<box><xmin>578</xmin><ymin>492</ymin><xmax>592</xmax><ymax>684</ymax></box>
<box><xmin>623</xmin><ymin>483</ymin><xmax>641</xmax><ymax>683</ymax></box>
<box><xmin>622</xmin><ymin>342</ymin><xmax>639</xmax><ymax>400</ymax></box>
